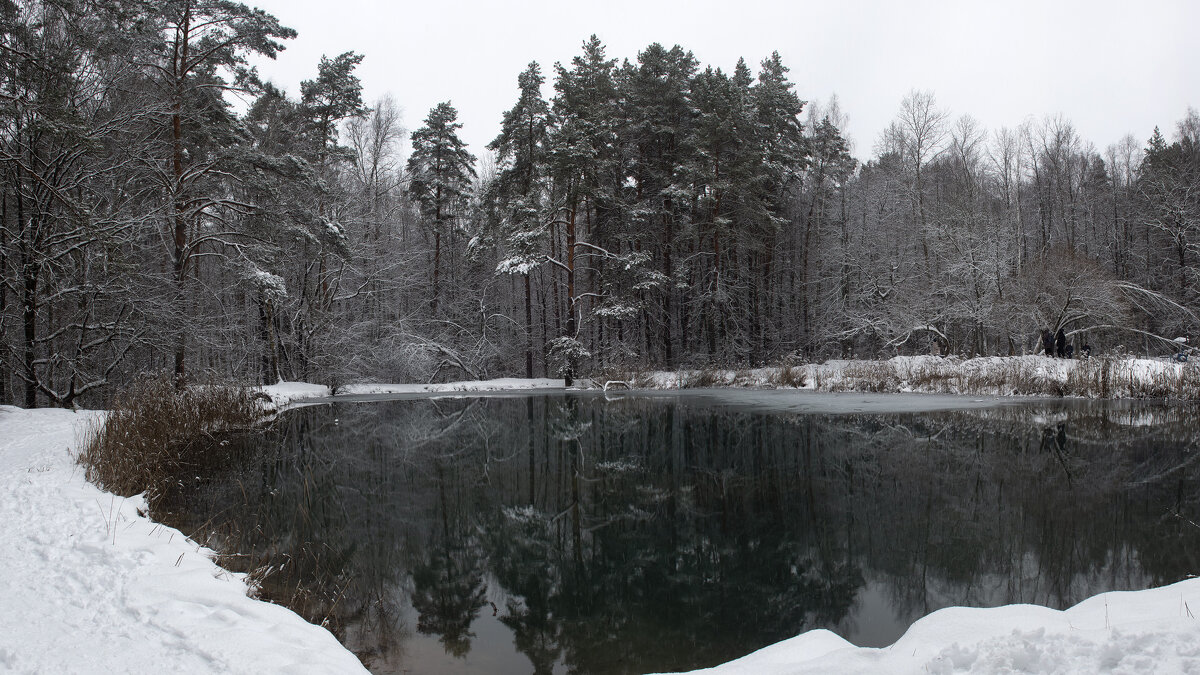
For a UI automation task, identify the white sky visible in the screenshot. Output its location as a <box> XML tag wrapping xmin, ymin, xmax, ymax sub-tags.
<box><xmin>245</xmin><ymin>0</ymin><xmax>1198</xmax><ymax>162</ymax></box>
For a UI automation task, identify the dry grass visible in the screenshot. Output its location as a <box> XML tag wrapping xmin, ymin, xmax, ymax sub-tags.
<box><xmin>902</xmin><ymin>360</ymin><xmax>1062</xmax><ymax>396</ymax></box>
<box><xmin>827</xmin><ymin>361</ymin><xmax>902</xmax><ymax>392</ymax></box>
<box><xmin>1176</xmin><ymin>365</ymin><xmax>1200</xmax><ymax>400</ymax></box>
<box><xmin>862</xmin><ymin>356</ymin><xmax>1200</xmax><ymax>400</ymax></box>
<box><xmin>79</xmin><ymin>376</ymin><xmax>264</xmax><ymax>500</ymax></box>
<box><xmin>679</xmin><ymin>368</ymin><xmax>725</xmax><ymax>389</ymax></box>
<box><xmin>769</xmin><ymin>366</ymin><xmax>808</xmax><ymax>388</ymax></box>
<box><xmin>631</xmin><ymin>371</ymin><xmax>660</xmax><ymax>389</ymax></box>
<box><xmin>1065</xmin><ymin>358</ymin><xmax>1115</xmax><ymax>398</ymax></box>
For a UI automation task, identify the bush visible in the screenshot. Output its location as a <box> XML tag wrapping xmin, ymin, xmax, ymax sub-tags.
<box><xmin>836</xmin><ymin>361</ymin><xmax>901</xmax><ymax>392</ymax></box>
<box><xmin>769</xmin><ymin>366</ymin><xmax>807</xmax><ymax>388</ymax></box>
<box><xmin>79</xmin><ymin>376</ymin><xmax>263</xmax><ymax>500</ymax></box>
<box><xmin>679</xmin><ymin>368</ymin><xmax>723</xmax><ymax>389</ymax></box>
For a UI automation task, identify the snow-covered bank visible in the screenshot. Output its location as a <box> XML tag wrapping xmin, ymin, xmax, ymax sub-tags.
<box><xmin>0</xmin><ymin>405</ymin><xmax>367</xmax><ymax>674</ymax></box>
<box><xmin>256</xmin><ymin>378</ymin><xmax>566</xmax><ymax>409</ymax></box>
<box><xmin>633</xmin><ymin>355</ymin><xmax>1200</xmax><ymax>399</ymax></box>
<box><xmin>261</xmin><ymin>355</ymin><xmax>1197</xmax><ymax>408</ymax></box>
<box><xmin>336</xmin><ymin>377</ymin><xmax>565</xmax><ymax>396</ymax></box>
<box><xmin>662</xmin><ymin>577</ymin><xmax>1200</xmax><ymax>674</ymax></box>
<box><xmin>257</xmin><ymin>381</ymin><xmax>332</xmax><ymax>409</ymax></box>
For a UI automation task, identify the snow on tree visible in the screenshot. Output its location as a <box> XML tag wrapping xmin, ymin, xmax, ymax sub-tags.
<box><xmin>407</xmin><ymin>101</ymin><xmax>477</xmax><ymax>312</ymax></box>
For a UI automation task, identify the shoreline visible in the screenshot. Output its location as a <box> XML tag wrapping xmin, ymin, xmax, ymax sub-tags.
<box><xmin>262</xmin><ymin>354</ymin><xmax>1200</xmax><ymax>409</ymax></box>
<box><xmin>3</xmin><ymin>365</ymin><xmax>1197</xmax><ymax>674</ymax></box>
<box><xmin>0</xmin><ymin>405</ymin><xmax>368</xmax><ymax>674</ymax></box>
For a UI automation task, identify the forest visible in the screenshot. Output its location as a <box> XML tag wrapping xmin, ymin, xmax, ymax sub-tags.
<box><xmin>1</xmin><ymin>0</ymin><xmax>1198</xmax><ymax>407</ymax></box>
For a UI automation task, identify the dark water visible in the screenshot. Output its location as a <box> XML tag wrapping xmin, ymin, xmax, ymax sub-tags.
<box><xmin>158</xmin><ymin>392</ymin><xmax>1200</xmax><ymax>674</ymax></box>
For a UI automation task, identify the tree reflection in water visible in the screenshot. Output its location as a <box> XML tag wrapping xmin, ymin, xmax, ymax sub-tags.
<box><xmin>411</xmin><ymin>460</ymin><xmax>489</xmax><ymax>657</ymax></box>
<box><xmin>156</xmin><ymin>394</ymin><xmax>1200</xmax><ymax>674</ymax></box>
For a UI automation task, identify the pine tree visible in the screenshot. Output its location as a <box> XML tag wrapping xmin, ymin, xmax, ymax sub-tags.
<box><xmin>147</xmin><ymin>0</ymin><xmax>295</xmax><ymax>386</ymax></box>
<box><xmin>753</xmin><ymin>51</ymin><xmax>808</xmax><ymax>214</ymax></box>
<box><xmin>622</xmin><ymin>43</ymin><xmax>699</xmax><ymax>365</ymax></box>
<box><xmin>747</xmin><ymin>51</ymin><xmax>808</xmax><ymax>361</ymax></box>
<box><xmin>407</xmin><ymin>102</ymin><xmax>476</xmax><ymax>311</ymax></box>
<box><xmin>238</xmin><ymin>83</ymin><xmax>328</xmax><ymax>384</ymax></box>
<box><xmin>799</xmin><ymin>116</ymin><xmax>854</xmax><ymax>349</ymax></box>
<box><xmin>300</xmin><ymin>51</ymin><xmax>367</xmax><ymax>164</ymax></box>
<box><xmin>489</xmin><ymin>62</ymin><xmax>550</xmax><ymax>377</ymax></box>
<box><xmin>690</xmin><ymin>65</ymin><xmax>746</xmax><ymax>358</ymax></box>
<box><xmin>292</xmin><ymin>52</ymin><xmax>366</xmax><ymax>375</ymax></box>
<box><xmin>545</xmin><ymin>36</ymin><xmax>620</xmax><ymax>384</ymax></box>
<box><xmin>1139</xmin><ymin>123</ymin><xmax>1200</xmax><ymax>312</ymax></box>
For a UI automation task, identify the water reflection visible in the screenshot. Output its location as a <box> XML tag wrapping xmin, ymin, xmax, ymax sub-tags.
<box><xmin>156</xmin><ymin>394</ymin><xmax>1200</xmax><ymax>674</ymax></box>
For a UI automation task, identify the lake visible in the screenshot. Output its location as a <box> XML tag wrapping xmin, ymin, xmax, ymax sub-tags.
<box><xmin>156</xmin><ymin>391</ymin><xmax>1200</xmax><ymax>674</ymax></box>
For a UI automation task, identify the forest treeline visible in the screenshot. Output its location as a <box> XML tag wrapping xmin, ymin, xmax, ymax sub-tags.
<box><xmin>1</xmin><ymin>0</ymin><xmax>1197</xmax><ymax>406</ymax></box>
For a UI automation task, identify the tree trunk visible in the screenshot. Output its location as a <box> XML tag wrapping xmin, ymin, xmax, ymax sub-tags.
<box><xmin>802</xmin><ymin>168</ymin><xmax>825</xmax><ymax>353</ymax></box>
<box><xmin>21</xmin><ymin>236</ymin><xmax>38</xmax><ymax>408</ymax></box>
<box><xmin>0</xmin><ymin>189</ymin><xmax>7</xmax><ymax>404</ymax></box>
<box><xmin>432</xmin><ymin>229</ymin><xmax>441</xmax><ymax>311</ymax></box>
<box><xmin>661</xmin><ymin>213</ymin><xmax>673</xmax><ymax>366</ymax></box>
<box><xmin>171</xmin><ymin>5</ymin><xmax>191</xmax><ymax>388</ymax></box>
<box><xmin>524</xmin><ymin>273</ymin><xmax>533</xmax><ymax>378</ymax></box>
<box><xmin>17</xmin><ymin>161</ymin><xmax>36</xmax><ymax>408</ymax></box>
<box><xmin>565</xmin><ymin>205</ymin><xmax>577</xmax><ymax>386</ymax></box>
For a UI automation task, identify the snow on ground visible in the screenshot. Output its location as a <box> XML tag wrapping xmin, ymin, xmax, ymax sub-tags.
<box><xmin>258</xmin><ymin>381</ymin><xmax>332</xmax><ymax>408</ymax></box>
<box><xmin>258</xmin><ymin>378</ymin><xmax>566</xmax><ymax>405</ymax></box>
<box><xmin>0</xmin><ymin>405</ymin><xmax>367</xmax><ymax>675</ymax></box>
<box><xmin>337</xmin><ymin>377</ymin><xmax>565</xmax><ymax>396</ymax></box>
<box><xmin>663</xmin><ymin>578</ymin><xmax>1200</xmax><ymax>674</ymax></box>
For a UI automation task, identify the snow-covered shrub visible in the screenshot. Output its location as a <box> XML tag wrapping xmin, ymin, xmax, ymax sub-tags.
<box><xmin>547</xmin><ymin>337</ymin><xmax>591</xmax><ymax>380</ymax></box>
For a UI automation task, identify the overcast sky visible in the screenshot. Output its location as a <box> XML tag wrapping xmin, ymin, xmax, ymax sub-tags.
<box><xmin>245</xmin><ymin>0</ymin><xmax>1198</xmax><ymax>163</ymax></box>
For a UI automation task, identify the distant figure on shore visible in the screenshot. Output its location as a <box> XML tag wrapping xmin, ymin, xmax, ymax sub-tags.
<box><xmin>1042</xmin><ymin>329</ymin><xmax>1055</xmax><ymax>356</ymax></box>
<box><xmin>1081</xmin><ymin>344</ymin><xmax>1092</xmax><ymax>359</ymax></box>
<box><xmin>1055</xmin><ymin>328</ymin><xmax>1066</xmax><ymax>358</ymax></box>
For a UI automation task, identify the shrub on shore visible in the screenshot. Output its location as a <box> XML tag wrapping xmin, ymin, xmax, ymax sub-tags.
<box><xmin>79</xmin><ymin>376</ymin><xmax>263</xmax><ymax>500</ymax></box>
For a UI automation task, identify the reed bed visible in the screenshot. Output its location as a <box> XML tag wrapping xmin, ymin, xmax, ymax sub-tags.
<box><xmin>79</xmin><ymin>376</ymin><xmax>264</xmax><ymax>500</ymax></box>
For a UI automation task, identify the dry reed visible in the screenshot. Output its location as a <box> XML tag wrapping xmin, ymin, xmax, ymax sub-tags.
<box><xmin>79</xmin><ymin>376</ymin><xmax>264</xmax><ymax>500</ymax></box>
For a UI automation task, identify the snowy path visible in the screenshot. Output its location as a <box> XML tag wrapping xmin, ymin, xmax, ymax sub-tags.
<box><xmin>0</xmin><ymin>405</ymin><xmax>367</xmax><ymax>674</ymax></box>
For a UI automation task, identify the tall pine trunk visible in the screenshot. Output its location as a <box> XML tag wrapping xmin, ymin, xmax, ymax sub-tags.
<box><xmin>564</xmin><ymin>204</ymin><xmax>577</xmax><ymax>386</ymax></box>
<box><xmin>524</xmin><ymin>274</ymin><xmax>533</xmax><ymax>378</ymax></box>
<box><xmin>171</xmin><ymin>5</ymin><xmax>191</xmax><ymax>387</ymax></box>
<box><xmin>0</xmin><ymin>189</ymin><xmax>7</xmax><ymax>404</ymax></box>
<box><xmin>16</xmin><ymin>153</ymin><xmax>37</xmax><ymax>407</ymax></box>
